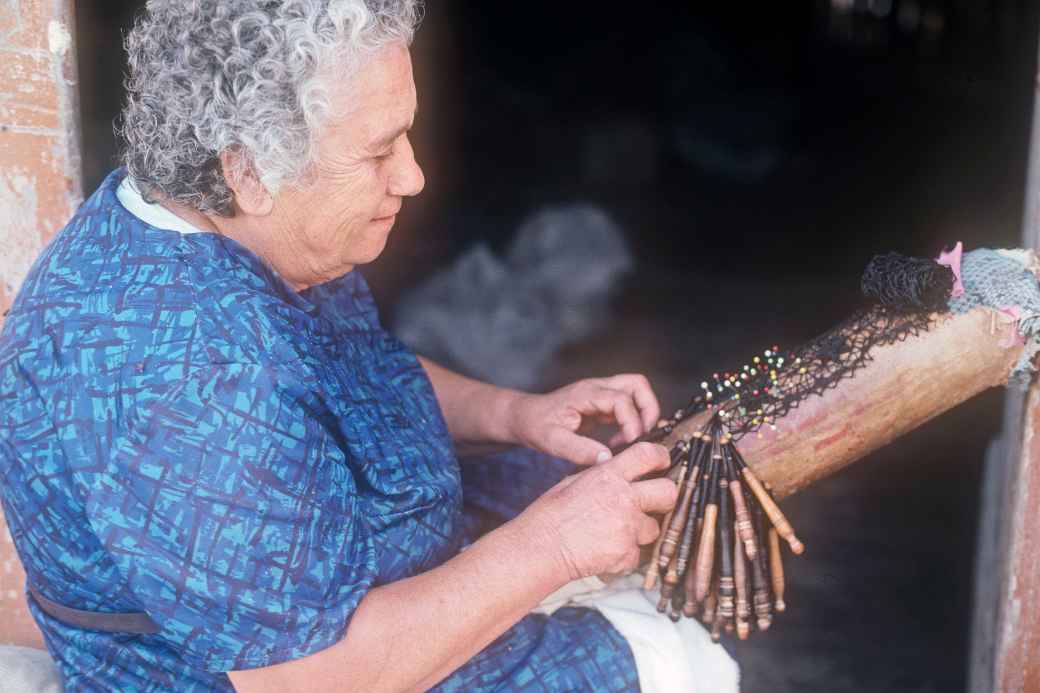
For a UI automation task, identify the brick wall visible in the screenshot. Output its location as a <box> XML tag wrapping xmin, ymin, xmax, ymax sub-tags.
<box><xmin>0</xmin><ymin>0</ymin><xmax>81</xmax><ymax>648</ymax></box>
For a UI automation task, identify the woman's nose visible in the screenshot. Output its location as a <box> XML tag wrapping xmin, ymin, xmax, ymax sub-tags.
<box><xmin>389</xmin><ymin>135</ymin><xmax>425</xmax><ymax>198</ymax></box>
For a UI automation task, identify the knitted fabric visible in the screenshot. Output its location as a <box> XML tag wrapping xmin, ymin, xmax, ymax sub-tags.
<box><xmin>948</xmin><ymin>248</ymin><xmax>1040</xmax><ymax>384</ymax></box>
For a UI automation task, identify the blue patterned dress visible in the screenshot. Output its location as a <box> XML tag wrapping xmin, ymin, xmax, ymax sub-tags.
<box><xmin>0</xmin><ymin>170</ymin><xmax>639</xmax><ymax>691</ymax></box>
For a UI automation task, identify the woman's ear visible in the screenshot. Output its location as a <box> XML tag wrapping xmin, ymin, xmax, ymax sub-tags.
<box><xmin>219</xmin><ymin>148</ymin><xmax>274</xmax><ymax>216</ymax></box>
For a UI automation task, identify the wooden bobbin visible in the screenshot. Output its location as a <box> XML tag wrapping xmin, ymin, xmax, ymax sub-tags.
<box><xmin>657</xmin><ymin>549</ymin><xmax>680</xmax><ymax>612</ymax></box>
<box><xmin>739</xmin><ymin>459</ymin><xmax>804</xmax><ymax>555</ymax></box>
<box><xmin>739</xmin><ymin>482</ymin><xmax>769</xmax><ymax>631</ymax></box>
<box><xmin>658</xmin><ymin>442</ymin><xmax>698</xmax><ymax>574</ymax></box>
<box><xmin>643</xmin><ymin>539</ymin><xmax>664</xmax><ymax>591</ymax></box>
<box><xmin>750</xmin><ymin>493</ymin><xmax>774</xmax><ymax>632</ymax></box>
<box><xmin>692</xmin><ymin>441</ymin><xmax>721</xmax><ymax>604</ymax></box>
<box><xmin>682</xmin><ymin>434</ymin><xmax>715</xmax><ymax>616</ymax></box>
<box><xmin>724</xmin><ymin>445</ymin><xmax>758</xmax><ymax>560</ymax></box>
<box><xmin>702</xmin><ymin>585</ymin><xmax>717</xmax><ymax>627</ymax></box>
<box><xmin>675</xmin><ymin>478</ymin><xmax>703</xmax><ymax>578</ymax></box>
<box><xmin>668</xmin><ymin>580</ymin><xmax>684</xmax><ymax>623</ymax></box>
<box><xmin>644</xmin><ymin>456</ymin><xmax>690</xmax><ymax>590</ymax></box>
<box><xmin>768</xmin><ymin>527</ymin><xmax>787</xmax><ymax>612</ymax></box>
<box><xmin>716</xmin><ymin>474</ymin><xmax>735</xmax><ymax>624</ymax></box>
<box><xmin>662</xmin><ymin>466</ymin><xmax>702</xmax><ymax>582</ymax></box>
<box><xmin>709</xmin><ymin>585</ymin><xmax>724</xmax><ymax>643</ymax></box>
<box><xmin>693</xmin><ymin>503</ymin><xmax>718</xmax><ymax>603</ymax></box>
<box><xmin>733</xmin><ymin>528</ymin><xmax>750</xmax><ymax>640</ymax></box>
<box><xmin>681</xmin><ymin>519</ymin><xmax>702</xmax><ymax>618</ymax></box>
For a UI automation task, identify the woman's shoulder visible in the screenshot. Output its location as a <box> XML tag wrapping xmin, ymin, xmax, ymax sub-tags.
<box><xmin>0</xmin><ymin>170</ymin><xmax>319</xmax><ymax>377</ymax></box>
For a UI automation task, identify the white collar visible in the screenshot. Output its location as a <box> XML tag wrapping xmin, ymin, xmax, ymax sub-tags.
<box><xmin>116</xmin><ymin>176</ymin><xmax>207</xmax><ymax>235</ymax></box>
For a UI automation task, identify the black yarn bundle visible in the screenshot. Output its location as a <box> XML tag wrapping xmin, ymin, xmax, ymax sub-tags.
<box><xmin>860</xmin><ymin>252</ymin><xmax>955</xmax><ymax>312</ymax></box>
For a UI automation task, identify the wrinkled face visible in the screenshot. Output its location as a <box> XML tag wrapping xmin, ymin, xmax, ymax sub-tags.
<box><xmin>269</xmin><ymin>43</ymin><xmax>424</xmax><ymax>284</ymax></box>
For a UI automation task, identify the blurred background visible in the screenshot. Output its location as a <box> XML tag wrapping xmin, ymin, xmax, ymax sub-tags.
<box><xmin>76</xmin><ymin>1</ymin><xmax>1040</xmax><ymax>691</ymax></box>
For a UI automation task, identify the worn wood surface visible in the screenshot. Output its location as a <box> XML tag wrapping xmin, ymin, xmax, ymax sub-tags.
<box><xmin>973</xmin><ymin>345</ymin><xmax>1040</xmax><ymax>693</ymax></box>
<box><xmin>977</xmin><ymin>43</ymin><xmax>1040</xmax><ymax>687</ymax></box>
<box><xmin>0</xmin><ymin>0</ymin><xmax>81</xmax><ymax>649</ymax></box>
<box><xmin>992</xmin><ymin>384</ymin><xmax>1040</xmax><ymax>692</ymax></box>
<box><xmin>662</xmin><ymin>307</ymin><xmax>1024</xmax><ymax>500</ymax></box>
<box><xmin>969</xmin><ymin>19</ymin><xmax>1040</xmax><ymax>689</ymax></box>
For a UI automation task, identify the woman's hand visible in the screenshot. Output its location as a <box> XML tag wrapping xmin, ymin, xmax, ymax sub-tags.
<box><xmin>506</xmin><ymin>374</ymin><xmax>662</xmax><ymax>466</ymax></box>
<box><xmin>416</xmin><ymin>358</ymin><xmax>662</xmax><ymax>462</ymax></box>
<box><xmin>231</xmin><ymin>443</ymin><xmax>675</xmax><ymax>693</ymax></box>
<box><xmin>518</xmin><ymin>442</ymin><xmax>677</xmax><ymax>581</ymax></box>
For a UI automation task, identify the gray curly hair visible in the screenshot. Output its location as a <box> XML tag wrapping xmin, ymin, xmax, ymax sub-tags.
<box><xmin>120</xmin><ymin>0</ymin><xmax>422</xmax><ymax>215</ymax></box>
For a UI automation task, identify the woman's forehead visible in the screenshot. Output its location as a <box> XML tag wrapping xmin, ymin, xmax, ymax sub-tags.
<box><xmin>324</xmin><ymin>45</ymin><xmax>416</xmax><ymax>139</ymax></box>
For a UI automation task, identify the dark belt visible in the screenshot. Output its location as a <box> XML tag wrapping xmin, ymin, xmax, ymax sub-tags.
<box><xmin>28</xmin><ymin>585</ymin><xmax>160</xmax><ymax>635</ymax></box>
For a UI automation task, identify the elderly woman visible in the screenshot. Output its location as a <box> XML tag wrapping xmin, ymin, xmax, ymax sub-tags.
<box><xmin>0</xmin><ymin>1</ymin><xmax>739</xmax><ymax>691</ymax></box>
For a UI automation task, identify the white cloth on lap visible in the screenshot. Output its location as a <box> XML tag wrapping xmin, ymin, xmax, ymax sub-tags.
<box><xmin>534</xmin><ymin>574</ymin><xmax>740</xmax><ymax>693</ymax></box>
<box><xmin>0</xmin><ymin>579</ymin><xmax>741</xmax><ymax>693</ymax></box>
<box><xmin>0</xmin><ymin>646</ymin><xmax>62</xmax><ymax>693</ymax></box>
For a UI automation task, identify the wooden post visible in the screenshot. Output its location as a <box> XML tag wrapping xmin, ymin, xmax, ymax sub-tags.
<box><xmin>969</xmin><ymin>27</ymin><xmax>1040</xmax><ymax>689</ymax></box>
<box><xmin>969</xmin><ymin>304</ymin><xmax>1040</xmax><ymax>693</ymax></box>
<box><xmin>0</xmin><ymin>0</ymin><xmax>82</xmax><ymax>648</ymax></box>
<box><xmin>661</xmin><ymin>308</ymin><xmax>1024</xmax><ymax>500</ymax></box>
<box><xmin>967</xmin><ymin>18</ymin><xmax>1040</xmax><ymax>691</ymax></box>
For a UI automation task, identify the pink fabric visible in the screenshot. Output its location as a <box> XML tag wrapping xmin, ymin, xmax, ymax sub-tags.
<box><xmin>936</xmin><ymin>242</ymin><xmax>965</xmax><ymax>298</ymax></box>
<box><xmin>997</xmin><ymin>305</ymin><xmax>1026</xmax><ymax>348</ymax></box>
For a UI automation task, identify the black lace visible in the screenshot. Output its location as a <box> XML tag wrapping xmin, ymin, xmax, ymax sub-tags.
<box><xmin>632</xmin><ymin>252</ymin><xmax>953</xmax><ymax>446</ymax></box>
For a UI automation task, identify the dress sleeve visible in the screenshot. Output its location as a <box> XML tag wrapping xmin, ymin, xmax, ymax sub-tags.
<box><xmin>84</xmin><ymin>362</ymin><xmax>375</xmax><ymax>672</ymax></box>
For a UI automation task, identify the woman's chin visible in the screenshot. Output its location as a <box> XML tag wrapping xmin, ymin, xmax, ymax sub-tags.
<box><xmin>349</xmin><ymin>231</ymin><xmax>393</xmax><ymax>266</ymax></box>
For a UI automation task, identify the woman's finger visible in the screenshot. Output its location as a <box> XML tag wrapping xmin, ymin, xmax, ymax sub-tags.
<box><xmin>631</xmin><ymin>476</ymin><xmax>679</xmax><ymax>514</ymax></box>
<box><xmin>589</xmin><ymin>390</ymin><xmax>643</xmax><ymax>443</ymax></box>
<box><xmin>543</xmin><ymin>425</ymin><xmax>612</xmax><ymax>466</ymax></box>
<box><xmin>636</xmin><ymin>513</ymin><xmax>662</xmax><ymax>545</ymax></box>
<box><xmin>604</xmin><ymin>374</ymin><xmax>661</xmax><ymax>432</ymax></box>
<box><xmin>603</xmin><ymin>442</ymin><xmax>670</xmax><ymax>481</ymax></box>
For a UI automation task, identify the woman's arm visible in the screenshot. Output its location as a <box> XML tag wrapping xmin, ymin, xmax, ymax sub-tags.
<box><xmin>228</xmin><ymin>443</ymin><xmax>677</xmax><ymax>693</ymax></box>
<box><xmin>418</xmin><ymin>356</ymin><xmax>662</xmax><ymax>465</ymax></box>
<box><xmin>417</xmin><ymin>356</ymin><xmax>522</xmax><ymax>448</ymax></box>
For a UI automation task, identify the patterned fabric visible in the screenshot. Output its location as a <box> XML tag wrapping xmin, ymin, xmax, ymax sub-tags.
<box><xmin>0</xmin><ymin>170</ymin><xmax>639</xmax><ymax>691</ymax></box>
<box><xmin>457</xmin><ymin>447</ymin><xmax>576</xmax><ymax>540</ymax></box>
<box><xmin>947</xmin><ymin>247</ymin><xmax>1040</xmax><ymax>382</ymax></box>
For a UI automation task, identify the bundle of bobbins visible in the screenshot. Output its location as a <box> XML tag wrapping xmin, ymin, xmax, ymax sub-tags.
<box><xmin>641</xmin><ymin>417</ymin><xmax>802</xmax><ymax>641</ymax></box>
<box><xmin>625</xmin><ymin>250</ymin><xmax>958</xmax><ymax>641</ymax></box>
